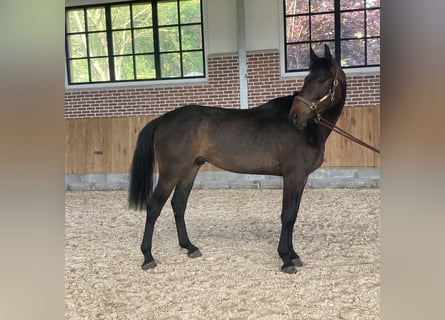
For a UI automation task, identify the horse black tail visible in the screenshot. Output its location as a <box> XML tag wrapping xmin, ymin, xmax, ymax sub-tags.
<box><xmin>128</xmin><ymin>116</ymin><xmax>163</xmax><ymax>211</ymax></box>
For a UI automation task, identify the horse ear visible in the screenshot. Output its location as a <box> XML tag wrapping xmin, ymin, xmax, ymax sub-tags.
<box><xmin>309</xmin><ymin>46</ymin><xmax>318</xmax><ymax>68</ymax></box>
<box><xmin>324</xmin><ymin>44</ymin><xmax>332</xmax><ymax>60</ymax></box>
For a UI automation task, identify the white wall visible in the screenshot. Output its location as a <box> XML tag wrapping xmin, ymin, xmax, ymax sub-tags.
<box><xmin>245</xmin><ymin>0</ymin><xmax>280</xmax><ymax>51</ymax></box>
<box><xmin>205</xmin><ymin>0</ymin><xmax>238</xmax><ymax>54</ymax></box>
<box><xmin>206</xmin><ymin>0</ymin><xmax>281</xmax><ymax>54</ymax></box>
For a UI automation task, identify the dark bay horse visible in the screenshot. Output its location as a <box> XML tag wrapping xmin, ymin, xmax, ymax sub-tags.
<box><xmin>129</xmin><ymin>45</ymin><xmax>346</xmax><ymax>273</ymax></box>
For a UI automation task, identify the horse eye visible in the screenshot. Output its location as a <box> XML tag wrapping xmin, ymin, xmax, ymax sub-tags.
<box><xmin>318</xmin><ymin>78</ymin><xmax>327</xmax><ymax>83</ymax></box>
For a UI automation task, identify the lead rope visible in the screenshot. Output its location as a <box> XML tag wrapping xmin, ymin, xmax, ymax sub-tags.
<box><xmin>315</xmin><ymin>116</ymin><xmax>381</xmax><ymax>154</ymax></box>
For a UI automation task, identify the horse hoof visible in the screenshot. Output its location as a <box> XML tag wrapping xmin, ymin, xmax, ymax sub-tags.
<box><xmin>281</xmin><ymin>265</ymin><xmax>297</xmax><ymax>274</ymax></box>
<box><xmin>292</xmin><ymin>257</ymin><xmax>304</xmax><ymax>267</ymax></box>
<box><xmin>188</xmin><ymin>249</ymin><xmax>202</xmax><ymax>258</ymax></box>
<box><xmin>141</xmin><ymin>260</ymin><xmax>157</xmax><ymax>270</ymax></box>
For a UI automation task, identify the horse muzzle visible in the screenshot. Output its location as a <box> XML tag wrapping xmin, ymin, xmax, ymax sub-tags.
<box><xmin>290</xmin><ymin>110</ymin><xmax>312</xmax><ymax>131</ymax></box>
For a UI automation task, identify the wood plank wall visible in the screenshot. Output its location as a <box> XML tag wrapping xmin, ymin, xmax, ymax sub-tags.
<box><xmin>65</xmin><ymin>106</ymin><xmax>380</xmax><ymax>174</ymax></box>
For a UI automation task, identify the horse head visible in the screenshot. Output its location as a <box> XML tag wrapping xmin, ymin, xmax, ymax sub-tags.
<box><xmin>289</xmin><ymin>44</ymin><xmax>346</xmax><ymax>130</ymax></box>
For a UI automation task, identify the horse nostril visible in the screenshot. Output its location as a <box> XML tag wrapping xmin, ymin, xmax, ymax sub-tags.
<box><xmin>290</xmin><ymin>113</ymin><xmax>298</xmax><ymax>126</ymax></box>
<box><xmin>290</xmin><ymin>113</ymin><xmax>307</xmax><ymax>129</ymax></box>
<box><xmin>296</xmin><ymin>121</ymin><xmax>307</xmax><ymax>130</ymax></box>
<box><xmin>290</xmin><ymin>113</ymin><xmax>305</xmax><ymax>129</ymax></box>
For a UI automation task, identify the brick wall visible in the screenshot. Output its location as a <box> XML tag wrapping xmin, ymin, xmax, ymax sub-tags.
<box><xmin>65</xmin><ymin>50</ymin><xmax>380</xmax><ymax>119</ymax></box>
<box><xmin>347</xmin><ymin>74</ymin><xmax>380</xmax><ymax>106</ymax></box>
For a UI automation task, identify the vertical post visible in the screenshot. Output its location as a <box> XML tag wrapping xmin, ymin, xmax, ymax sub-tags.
<box><xmin>237</xmin><ymin>0</ymin><xmax>248</xmax><ymax>109</ymax></box>
<box><xmin>334</xmin><ymin>0</ymin><xmax>341</xmax><ymax>65</ymax></box>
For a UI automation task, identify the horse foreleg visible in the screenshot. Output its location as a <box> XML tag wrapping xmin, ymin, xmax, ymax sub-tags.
<box><xmin>171</xmin><ymin>165</ymin><xmax>201</xmax><ymax>258</ymax></box>
<box><xmin>278</xmin><ymin>175</ymin><xmax>307</xmax><ymax>273</ymax></box>
<box><xmin>141</xmin><ymin>179</ymin><xmax>175</xmax><ymax>270</ymax></box>
<box><xmin>288</xmin><ymin>194</ymin><xmax>304</xmax><ymax>268</ymax></box>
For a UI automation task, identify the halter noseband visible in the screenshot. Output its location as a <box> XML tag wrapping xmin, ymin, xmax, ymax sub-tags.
<box><xmin>293</xmin><ymin>66</ymin><xmax>339</xmax><ymax>123</ymax></box>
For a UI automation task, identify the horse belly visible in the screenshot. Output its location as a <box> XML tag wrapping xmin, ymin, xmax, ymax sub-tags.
<box><xmin>202</xmin><ymin>142</ymin><xmax>281</xmax><ymax>175</ymax></box>
<box><xmin>208</xmin><ymin>155</ymin><xmax>280</xmax><ymax>175</ymax></box>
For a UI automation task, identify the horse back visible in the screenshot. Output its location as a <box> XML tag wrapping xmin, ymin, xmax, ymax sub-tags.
<box><xmin>152</xmin><ymin>96</ymin><xmax>317</xmax><ymax>175</ymax></box>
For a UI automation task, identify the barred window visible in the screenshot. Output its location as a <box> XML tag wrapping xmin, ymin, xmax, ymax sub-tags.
<box><xmin>284</xmin><ymin>0</ymin><xmax>380</xmax><ymax>71</ymax></box>
<box><xmin>65</xmin><ymin>0</ymin><xmax>205</xmax><ymax>84</ymax></box>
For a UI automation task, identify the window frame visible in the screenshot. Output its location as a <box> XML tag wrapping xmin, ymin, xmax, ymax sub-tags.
<box><xmin>281</xmin><ymin>0</ymin><xmax>380</xmax><ymax>76</ymax></box>
<box><xmin>65</xmin><ymin>0</ymin><xmax>207</xmax><ymax>88</ymax></box>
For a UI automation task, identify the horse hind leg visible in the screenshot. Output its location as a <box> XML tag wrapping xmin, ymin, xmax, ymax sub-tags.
<box><xmin>141</xmin><ymin>178</ymin><xmax>176</xmax><ymax>270</ymax></box>
<box><xmin>171</xmin><ymin>164</ymin><xmax>202</xmax><ymax>259</ymax></box>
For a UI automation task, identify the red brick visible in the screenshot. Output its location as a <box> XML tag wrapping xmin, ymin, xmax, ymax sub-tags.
<box><xmin>65</xmin><ymin>51</ymin><xmax>380</xmax><ymax>119</ymax></box>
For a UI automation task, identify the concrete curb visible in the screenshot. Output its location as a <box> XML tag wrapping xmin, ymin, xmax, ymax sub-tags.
<box><xmin>65</xmin><ymin>168</ymin><xmax>379</xmax><ymax>191</ymax></box>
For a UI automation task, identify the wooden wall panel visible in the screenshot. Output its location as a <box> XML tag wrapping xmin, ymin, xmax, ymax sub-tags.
<box><xmin>323</xmin><ymin>106</ymin><xmax>380</xmax><ymax>167</ymax></box>
<box><xmin>65</xmin><ymin>116</ymin><xmax>155</xmax><ymax>174</ymax></box>
<box><xmin>65</xmin><ymin>107</ymin><xmax>380</xmax><ymax>174</ymax></box>
<box><xmin>65</xmin><ymin>119</ymin><xmax>86</xmax><ymax>174</ymax></box>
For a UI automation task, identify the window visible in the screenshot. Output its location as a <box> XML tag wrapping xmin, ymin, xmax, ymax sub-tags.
<box><xmin>284</xmin><ymin>0</ymin><xmax>380</xmax><ymax>72</ymax></box>
<box><xmin>65</xmin><ymin>0</ymin><xmax>205</xmax><ymax>85</ymax></box>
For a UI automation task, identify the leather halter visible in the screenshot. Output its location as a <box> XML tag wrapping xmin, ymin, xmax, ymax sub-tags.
<box><xmin>293</xmin><ymin>66</ymin><xmax>339</xmax><ymax>123</ymax></box>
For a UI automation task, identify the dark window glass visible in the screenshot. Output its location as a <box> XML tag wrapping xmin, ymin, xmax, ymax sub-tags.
<box><xmin>284</xmin><ymin>0</ymin><xmax>380</xmax><ymax>72</ymax></box>
<box><xmin>65</xmin><ymin>0</ymin><xmax>205</xmax><ymax>84</ymax></box>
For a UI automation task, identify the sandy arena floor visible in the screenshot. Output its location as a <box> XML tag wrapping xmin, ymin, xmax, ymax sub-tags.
<box><xmin>65</xmin><ymin>188</ymin><xmax>380</xmax><ymax>319</ymax></box>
